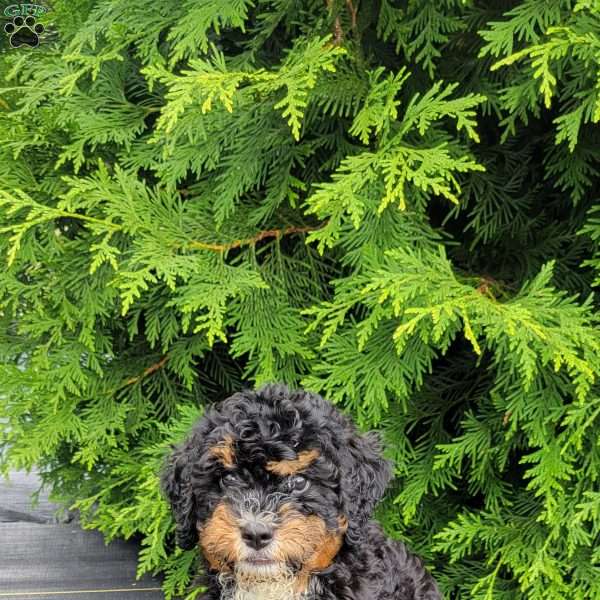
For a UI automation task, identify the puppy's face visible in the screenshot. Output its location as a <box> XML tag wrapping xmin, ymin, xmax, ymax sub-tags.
<box><xmin>162</xmin><ymin>385</ymin><xmax>392</xmax><ymax>594</ymax></box>
<box><xmin>198</xmin><ymin>436</ymin><xmax>346</xmax><ymax>592</ymax></box>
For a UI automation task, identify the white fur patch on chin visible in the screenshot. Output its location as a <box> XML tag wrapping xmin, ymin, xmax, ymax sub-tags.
<box><xmin>227</xmin><ymin>580</ymin><xmax>297</xmax><ymax>600</ymax></box>
<box><xmin>218</xmin><ymin>566</ymin><xmax>306</xmax><ymax>600</ymax></box>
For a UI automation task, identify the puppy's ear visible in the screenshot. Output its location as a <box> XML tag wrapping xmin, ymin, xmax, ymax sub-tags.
<box><xmin>161</xmin><ymin>444</ymin><xmax>198</xmax><ymax>550</ymax></box>
<box><xmin>339</xmin><ymin>430</ymin><xmax>393</xmax><ymax>545</ymax></box>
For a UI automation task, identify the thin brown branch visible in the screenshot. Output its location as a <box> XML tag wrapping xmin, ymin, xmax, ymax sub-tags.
<box><xmin>123</xmin><ymin>355</ymin><xmax>169</xmax><ymax>387</ymax></box>
<box><xmin>333</xmin><ymin>16</ymin><xmax>344</xmax><ymax>45</ymax></box>
<box><xmin>346</xmin><ymin>0</ymin><xmax>358</xmax><ymax>31</ymax></box>
<box><xmin>187</xmin><ymin>223</ymin><xmax>325</xmax><ymax>253</ymax></box>
<box><xmin>326</xmin><ymin>0</ymin><xmax>344</xmax><ymax>45</ymax></box>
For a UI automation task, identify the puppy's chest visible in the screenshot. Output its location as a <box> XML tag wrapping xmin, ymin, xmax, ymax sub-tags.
<box><xmin>219</xmin><ymin>576</ymin><xmax>324</xmax><ymax>600</ymax></box>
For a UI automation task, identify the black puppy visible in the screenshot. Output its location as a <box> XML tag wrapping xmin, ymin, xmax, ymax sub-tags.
<box><xmin>162</xmin><ymin>383</ymin><xmax>442</xmax><ymax>599</ymax></box>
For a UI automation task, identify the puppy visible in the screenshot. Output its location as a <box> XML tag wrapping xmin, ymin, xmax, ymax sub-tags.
<box><xmin>162</xmin><ymin>383</ymin><xmax>442</xmax><ymax>599</ymax></box>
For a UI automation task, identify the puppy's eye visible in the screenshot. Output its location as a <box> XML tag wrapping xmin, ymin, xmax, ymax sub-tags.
<box><xmin>286</xmin><ymin>475</ymin><xmax>309</xmax><ymax>493</ymax></box>
<box><xmin>220</xmin><ymin>472</ymin><xmax>240</xmax><ymax>486</ymax></box>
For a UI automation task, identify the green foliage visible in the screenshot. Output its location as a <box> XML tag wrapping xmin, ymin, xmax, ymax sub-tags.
<box><xmin>1</xmin><ymin>1</ymin><xmax>600</xmax><ymax>598</ymax></box>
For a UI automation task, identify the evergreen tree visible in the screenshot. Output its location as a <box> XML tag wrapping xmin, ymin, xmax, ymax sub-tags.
<box><xmin>1</xmin><ymin>1</ymin><xmax>600</xmax><ymax>598</ymax></box>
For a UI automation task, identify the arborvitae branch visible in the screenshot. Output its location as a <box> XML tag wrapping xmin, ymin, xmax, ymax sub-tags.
<box><xmin>186</xmin><ymin>224</ymin><xmax>326</xmax><ymax>252</ymax></box>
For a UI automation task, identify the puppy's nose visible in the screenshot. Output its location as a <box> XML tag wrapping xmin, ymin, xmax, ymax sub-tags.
<box><xmin>241</xmin><ymin>522</ymin><xmax>274</xmax><ymax>550</ymax></box>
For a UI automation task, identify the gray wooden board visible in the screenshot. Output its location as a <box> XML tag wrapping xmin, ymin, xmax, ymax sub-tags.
<box><xmin>0</xmin><ymin>522</ymin><xmax>164</xmax><ymax>599</ymax></box>
<box><xmin>0</xmin><ymin>471</ymin><xmax>63</xmax><ymax>524</ymax></box>
<box><xmin>0</xmin><ymin>472</ymin><xmax>164</xmax><ymax>599</ymax></box>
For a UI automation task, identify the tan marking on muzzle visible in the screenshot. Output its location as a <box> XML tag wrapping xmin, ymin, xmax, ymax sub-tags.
<box><xmin>265</xmin><ymin>449</ymin><xmax>320</xmax><ymax>476</ymax></box>
<box><xmin>198</xmin><ymin>502</ymin><xmax>243</xmax><ymax>572</ymax></box>
<box><xmin>302</xmin><ymin>514</ymin><xmax>347</xmax><ymax>571</ymax></box>
<box><xmin>272</xmin><ymin>510</ymin><xmax>348</xmax><ymax>594</ymax></box>
<box><xmin>209</xmin><ymin>435</ymin><xmax>236</xmax><ymax>468</ymax></box>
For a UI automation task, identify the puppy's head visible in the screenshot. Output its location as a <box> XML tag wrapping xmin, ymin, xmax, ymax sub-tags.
<box><xmin>161</xmin><ymin>383</ymin><xmax>392</xmax><ymax>591</ymax></box>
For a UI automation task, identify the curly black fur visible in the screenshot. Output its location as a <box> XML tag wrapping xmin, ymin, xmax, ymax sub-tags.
<box><xmin>162</xmin><ymin>383</ymin><xmax>442</xmax><ymax>599</ymax></box>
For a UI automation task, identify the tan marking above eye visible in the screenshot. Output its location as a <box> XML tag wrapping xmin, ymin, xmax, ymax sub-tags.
<box><xmin>265</xmin><ymin>448</ymin><xmax>320</xmax><ymax>476</ymax></box>
<box><xmin>209</xmin><ymin>435</ymin><xmax>236</xmax><ymax>468</ymax></box>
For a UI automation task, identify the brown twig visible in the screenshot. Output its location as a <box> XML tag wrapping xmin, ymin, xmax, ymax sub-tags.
<box><xmin>475</xmin><ymin>275</ymin><xmax>502</xmax><ymax>299</ymax></box>
<box><xmin>187</xmin><ymin>224</ymin><xmax>324</xmax><ymax>253</ymax></box>
<box><xmin>346</xmin><ymin>0</ymin><xmax>358</xmax><ymax>31</ymax></box>
<box><xmin>123</xmin><ymin>355</ymin><xmax>169</xmax><ymax>387</ymax></box>
<box><xmin>326</xmin><ymin>0</ymin><xmax>344</xmax><ymax>45</ymax></box>
<box><xmin>475</xmin><ymin>274</ymin><xmax>517</xmax><ymax>301</ymax></box>
<box><xmin>333</xmin><ymin>16</ymin><xmax>344</xmax><ymax>45</ymax></box>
